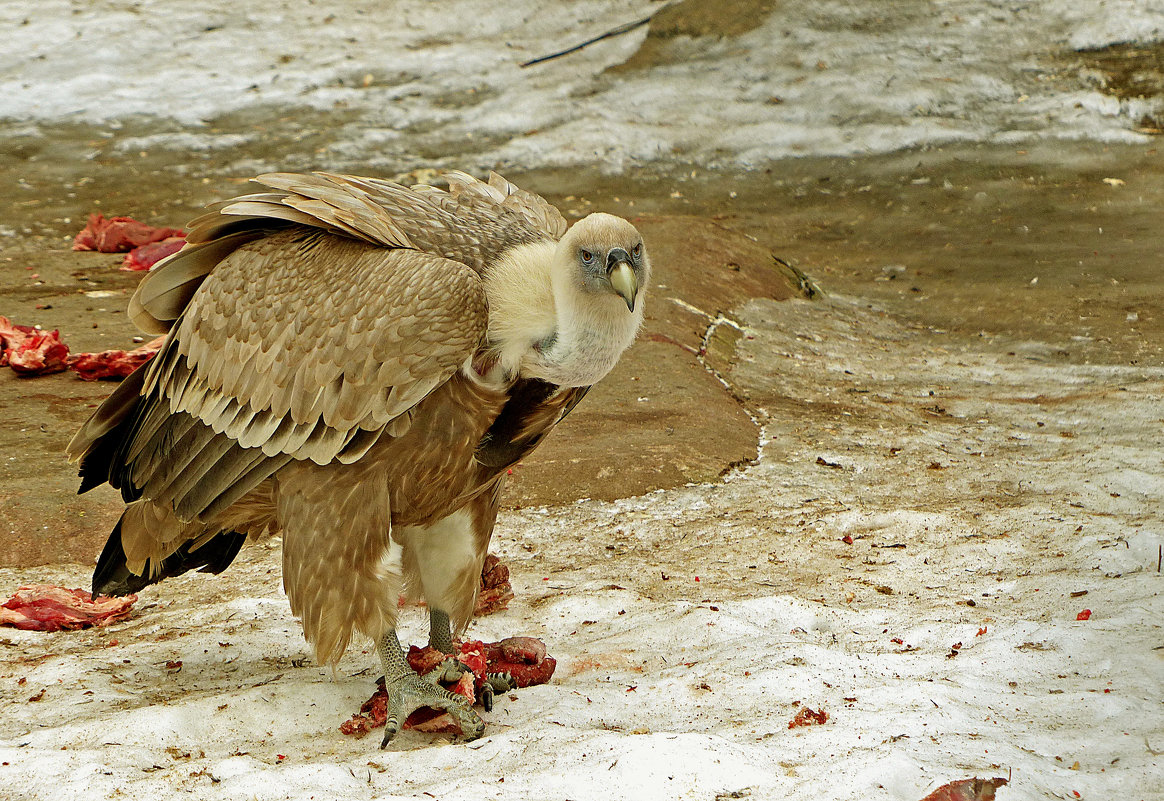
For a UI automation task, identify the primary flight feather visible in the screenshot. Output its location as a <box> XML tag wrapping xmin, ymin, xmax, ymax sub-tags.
<box><xmin>68</xmin><ymin>170</ymin><xmax>650</xmax><ymax>743</ymax></box>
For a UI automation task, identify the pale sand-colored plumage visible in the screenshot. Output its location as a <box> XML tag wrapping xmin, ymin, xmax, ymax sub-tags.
<box><xmin>68</xmin><ymin>170</ymin><xmax>649</xmax><ymax>743</ymax></box>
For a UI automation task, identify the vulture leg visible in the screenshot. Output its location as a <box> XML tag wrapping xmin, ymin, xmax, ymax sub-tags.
<box><xmin>398</xmin><ymin>486</ymin><xmax>504</xmax><ymax>712</ymax></box>
<box><xmin>428</xmin><ymin>607</ymin><xmax>456</xmax><ymax>653</ymax></box>
<box><xmin>276</xmin><ymin>459</ymin><xmax>399</xmax><ymax>668</ymax></box>
<box><xmin>376</xmin><ymin>628</ymin><xmax>485</xmax><ymax>746</ymax></box>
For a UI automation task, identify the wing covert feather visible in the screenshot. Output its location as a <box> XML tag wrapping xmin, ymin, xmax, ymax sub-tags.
<box><xmin>146</xmin><ymin>228</ymin><xmax>488</xmax><ymax>466</ymax></box>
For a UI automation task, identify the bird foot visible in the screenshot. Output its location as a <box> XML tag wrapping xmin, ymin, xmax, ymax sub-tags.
<box><xmin>422</xmin><ymin>658</ymin><xmax>516</xmax><ymax>712</ymax></box>
<box><xmin>486</xmin><ymin>671</ymin><xmax>516</xmax><ymax>694</ymax></box>
<box><xmin>482</xmin><ymin>671</ymin><xmax>517</xmax><ymax>711</ymax></box>
<box><xmin>423</xmin><ymin>656</ymin><xmax>471</xmax><ymax>685</ymax></box>
<box><xmin>381</xmin><ymin>671</ymin><xmax>485</xmax><ymax>747</ymax></box>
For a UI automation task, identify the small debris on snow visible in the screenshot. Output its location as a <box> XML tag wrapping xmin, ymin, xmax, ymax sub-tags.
<box><xmin>788</xmin><ymin>706</ymin><xmax>828</xmax><ymax>728</ymax></box>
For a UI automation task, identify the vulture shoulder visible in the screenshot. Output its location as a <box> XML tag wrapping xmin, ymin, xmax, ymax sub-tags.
<box><xmin>127</xmin><ymin>169</ymin><xmax>565</xmax><ymax>335</ymax></box>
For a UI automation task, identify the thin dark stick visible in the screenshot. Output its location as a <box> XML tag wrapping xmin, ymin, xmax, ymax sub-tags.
<box><xmin>520</xmin><ymin>8</ymin><xmax>663</xmax><ymax>68</ymax></box>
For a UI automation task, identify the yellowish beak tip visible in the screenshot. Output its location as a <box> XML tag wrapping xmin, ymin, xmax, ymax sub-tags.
<box><xmin>608</xmin><ymin>261</ymin><xmax>637</xmax><ymax>312</ymax></box>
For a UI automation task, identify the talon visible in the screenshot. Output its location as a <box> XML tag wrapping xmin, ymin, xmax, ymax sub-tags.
<box><xmin>487</xmin><ymin>672</ymin><xmax>516</xmax><ymax>694</ymax></box>
<box><xmin>382</xmin><ymin>718</ymin><xmax>399</xmax><ymax>748</ymax></box>
<box><xmin>481</xmin><ymin>681</ymin><xmax>494</xmax><ymax>712</ymax></box>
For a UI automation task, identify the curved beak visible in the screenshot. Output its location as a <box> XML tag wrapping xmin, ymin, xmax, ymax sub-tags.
<box><xmin>607</xmin><ymin>257</ymin><xmax>638</xmax><ymax>312</ymax></box>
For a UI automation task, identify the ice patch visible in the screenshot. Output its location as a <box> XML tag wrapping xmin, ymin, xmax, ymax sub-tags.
<box><xmin>1</xmin><ymin>0</ymin><xmax>1161</xmax><ymax>170</ymax></box>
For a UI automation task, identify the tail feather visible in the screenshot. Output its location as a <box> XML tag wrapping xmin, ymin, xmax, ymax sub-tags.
<box><xmin>93</xmin><ymin>511</ymin><xmax>248</xmax><ymax>597</ymax></box>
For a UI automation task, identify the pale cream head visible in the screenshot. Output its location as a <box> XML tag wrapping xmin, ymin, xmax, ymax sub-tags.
<box><xmin>482</xmin><ymin>212</ymin><xmax>651</xmax><ymax>388</ymax></box>
<box><xmin>555</xmin><ymin>212</ymin><xmax>650</xmax><ymax>313</ymax></box>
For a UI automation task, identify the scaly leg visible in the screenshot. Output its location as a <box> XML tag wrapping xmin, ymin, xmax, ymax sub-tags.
<box><xmin>376</xmin><ymin>628</ymin><xmax>485</xmax><ymax>746</ymax></box>
<box><xmin>428</xmin><ymin>608</ymin><xmax>456</xmax><ymax>653</ymax></box>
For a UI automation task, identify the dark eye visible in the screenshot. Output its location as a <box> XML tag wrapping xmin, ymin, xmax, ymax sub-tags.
<box><xmin>580</xmin><ymin>249</ymin><xmax>595</xmax><ymax>263</ymax></box>
<box><xmin>632</xmin><ymin>243</ymin><xmax>642</xmax><ymax>258</ymax></box>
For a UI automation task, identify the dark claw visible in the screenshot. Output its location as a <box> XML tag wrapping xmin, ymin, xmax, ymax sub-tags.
<box><xmin>481</xmin><ymin>681</ymin><xmax>494</xmax><ymax>712</ymax></box>
<box><xmin>486</xmin><ymin>672</ymin><xmax>516</xmax><ymax>694</ymax></box>
<box><xmin>381</xmin><ymin>717</ymin><xmax>400</xmax><ymax>748</ymax></box>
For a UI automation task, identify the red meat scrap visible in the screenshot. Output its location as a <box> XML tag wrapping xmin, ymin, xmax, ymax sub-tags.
<box><xmin>72</xmin><ymin>213</ymin><xmax>184</xmax><ymax>253</ymax></box>
<box><xmin>0</xmin><ymin>585</ymin><xmax>137</xmax><ymax>632</ymax></box>
<box><xmin>340</xmin><ymin>678</ymin><xmax>389</xmax><ymax>738</ymax></box>
<box><xmin>918</xmin><ymin>777</ymin><xmax>1008</xmax><ymax>801</ymax></box>
<box><xmin>475</xmin><ymin>553</ymin><xmax>515</xmax><ymax>616</ymax></box>
<box><xmin>69</xmin><ymin>336</ymin><xmax>165</xmax><ymax>381</ymax></box>
<box><xmin>484</xmin><ymin>636</ymin><xmax>555</xmax><ymax>688</ymax></box>
<box><xmin>788</xmin><ymin>705</ymin><xmax>829</xmax><ymax>729</ymax></box>
<box><xmin>341</xmin><ymin>636</ymin><xmax>557</xmax><ymax>738</ymax></box>
<box><xmin>0</xmin><ymin>317</ymin><xmax>70</xmax><ymax>376</ymax></box>
<box><xmin>121</xmin><ymin>236</ymin><xmax>186</xmax><ymax>271</ymax></box>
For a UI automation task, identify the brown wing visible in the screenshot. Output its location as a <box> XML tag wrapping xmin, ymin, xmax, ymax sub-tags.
<box><xmin>71</xmin><ymin>228</ymin><xmax>487</xmax><ymax>523</ymax></box>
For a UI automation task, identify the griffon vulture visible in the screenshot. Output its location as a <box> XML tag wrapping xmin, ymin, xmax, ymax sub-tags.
<box><xmin>67</xmin><ymin>170</ymin><xmax>649</xmax><ymax>743</ymax></box>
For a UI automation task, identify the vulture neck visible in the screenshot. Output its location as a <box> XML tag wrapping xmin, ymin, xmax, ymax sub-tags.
<box><xmin>483</xmin><ymin>240</ymin><xmax>643</xmax><ymax>388</ymax></box>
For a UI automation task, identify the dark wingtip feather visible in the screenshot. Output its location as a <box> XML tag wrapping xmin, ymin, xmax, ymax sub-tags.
<box><xmin>92</xmin><ymin>516</ymin><xmax>247</xmax><ymax>598</ymax></box>
<box><xmin>74</xmin><ymin>366</ymin><xmax>149</xmax><ymax>496</ymax></box>
<box><xmin>92</xmin><ymin>515</ymin><xmax>147</xmax><ymax>597</ymax></box>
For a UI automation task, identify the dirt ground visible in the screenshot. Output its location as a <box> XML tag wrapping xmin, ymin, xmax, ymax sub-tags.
<box><xmin>2</xmin><ymin>140</ymin><xmax>1161</xmax><ymax>567</ymax></box>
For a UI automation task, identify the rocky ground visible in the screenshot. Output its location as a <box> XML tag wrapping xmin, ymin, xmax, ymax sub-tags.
<box><xmin>1</xmin><ymin>142</ymin><xmax>1161</xmax><ymax>800</ymax></box>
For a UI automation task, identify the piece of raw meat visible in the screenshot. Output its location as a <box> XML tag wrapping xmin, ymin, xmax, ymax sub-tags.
<box><xmin>69</xmin><ymin>336</ymin><xmax>165</xmax><ymax>380</ymax></box>
<box><xmin>0</xmin><ymin>317</ymin><xmax>70</xmax><ymax>376</ymax></box>
<box><xmin>121</xmin><ymin>236</ymin><xmax>186</xmax><ymax>271</ymax></box>
<box><xmin>0</xmin><ymin>584</ymin><xmax>137</xmax><ymax>631</ymax></box>
<box><xmin>483</xmin><ymin>636</ymin><xmax>556</xmax><ymax>687</ymax></box>
<box><xmin>72</xmin><ymin>213</ymin><xmax>184</xmax><ymax>253</ymax></box>
<box><xmin>475</xmin><ymin>553</ymin><xmax>515</xmax><ymax>615</ymax></box>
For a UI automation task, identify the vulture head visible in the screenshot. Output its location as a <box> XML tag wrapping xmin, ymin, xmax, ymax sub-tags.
<box><xmin>486</xmin><ymin>211</ymin><xmax>650</xmax><ymax>388</ymax></box>
<box><xmin>557</xmin><ymin>212</ymin><xmax>650</xmax><ymax>313</ymax></box>
<box><xmin>522</xmin><ymin>212</ymin><xmax>650</xmax><ymax>387</ymax></box>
